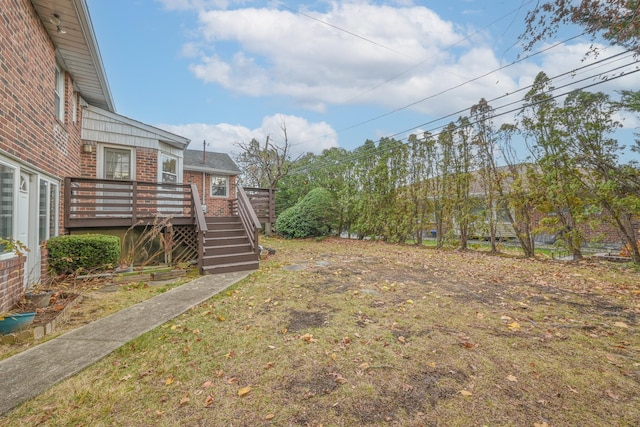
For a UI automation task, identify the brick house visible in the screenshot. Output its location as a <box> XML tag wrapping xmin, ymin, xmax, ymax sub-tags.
<box><xmin>0</xmin><ymin>0</ymin><xmax>114</xmax><ymax>309</ymax></box>
<box><xmin>183</xmin><ymin>149</ymin><xmax>241</xmax><ymax>217</ymax></box>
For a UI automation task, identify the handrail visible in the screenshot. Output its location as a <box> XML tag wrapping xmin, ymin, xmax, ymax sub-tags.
<box><xmin>237</xmin><ymin>186</ymin><xmax>261</xmax><ymax>253</ymax></box>
<box><xmin>189</xmin><ymin>183</ymin><xmax>207</xmax><ymax>274</ymax></box>
<box><xmin>190</xmin><ymin>183</ymin><xmax>208</xmax><ymax>232</ymax></box>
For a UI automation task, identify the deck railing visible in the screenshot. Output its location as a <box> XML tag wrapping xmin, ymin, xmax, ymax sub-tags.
<box><xmin>64</xmin><ymin>177</ymin><xmax>200</xmax><ymax>229</ymax></box>
<box><xmin>242</xmin><ymin>187</ymin><xmax>276</xmax><ymax>225</ymax></box>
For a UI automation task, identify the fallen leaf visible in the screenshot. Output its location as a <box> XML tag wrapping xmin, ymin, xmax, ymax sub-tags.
<box><xmin>459</xmin><ymin>390</ymin><xmax>472</xmax><ymax>396</ymax></box>
<box><xmin>476</xmin><ymin>312</ymin><xmax>485</xmax><ymax>319</ymax></box>
<box><xmin>226</xmin><ymin>377</ymin><xmax>238</xmax><ymax>384</ymax></box>
<box><xmin>508</xmin><ymin>322</ymin><xmax>521</xmax><ymax>331</ymax></box>
<box><xmin>428</xmin><ymin>362</ymin><xmax>436</xmax><ymax>368</ymax></box>
<box><xmin>165</xmin><ymin>376</ymin><xmax>174</xmax><ymax>385</ymax></box>
<box><xmin>264</xmin><ymin>413</ymin><xmax>275</xmax><ymax>420</ymax></box>
<box><xmin>204</xmin><ymin>395</ymin><xmax>214</xmax><ymax>407</ymax></box>
<box><xmin>238</xmin><ymin>386</ymin><xmax>252</xmax><ymax>397</ymax></box>
<box><xmin>613</xmin><ymin>321</ymin><xmax>629</xmax><ymax>329</ymax></box>
<box><xmin>534</xmin><ymin>422</ymin><xmax>549</xmax><ymax>427</ymax></box>
<box><xmin>202</xmin><ymin>381</ymin><xmax>214</xmax><ymax>388</ymax></box>
<box><xmin>300</xmin><ymin>333</ymin><xmax>317</xmax><ymax>343</ymax></box>
<box><xmin>506</xmin><ymin>375</ymin><xmax>518</xmax><ymax>382</ymax></box>
<box><xmin>397</xmin><ymin>336</ymin><xmax>406</xmax><ymax>343</ymax></box>
<box><xmin>179</xmin><ymin>394</ymin><xmax>190</xmax><ymax>405</ymax></box>
<box><xmin>605</xmin><ymin>389</ymin><xmax>620</xmax><ymax>401</ymax></box>
<box><xmin>216</xmin><ymin>315</ymin><xmax>225</xmax><ymax>321</ymax></box>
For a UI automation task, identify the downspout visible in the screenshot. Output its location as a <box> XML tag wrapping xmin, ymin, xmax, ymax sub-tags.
<box><xmin>202</xmin><ymin>172</ymin><xmax>206</xmax><ymax>204</ymax></box>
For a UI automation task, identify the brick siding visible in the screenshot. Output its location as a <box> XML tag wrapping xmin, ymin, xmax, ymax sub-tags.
<box><xmin>184</xmin><ymin>171</ymin><xmax>237</xmax><ymax>216</ymax></box>
<box><xmin>0</xmin><ymin>0</ymin><xmax>83</xmax><ymax>309</ymax></box>
<box><xmin>0</xmin><ymin>256</ymin><xmax>25</xmax><ymax>312</ymax></box>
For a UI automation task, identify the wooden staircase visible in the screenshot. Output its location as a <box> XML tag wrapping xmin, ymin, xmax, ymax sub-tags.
<box><xmin>202</xmin><ymin>216</ymin><xmax>259</xmax><ymax>274</ymax></box>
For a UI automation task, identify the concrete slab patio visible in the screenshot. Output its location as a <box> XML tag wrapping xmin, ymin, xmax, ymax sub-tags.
<box><xmin>0</xmin><ymin>271</ymin><xmax>251</xmax><ymax>414</ymax></box>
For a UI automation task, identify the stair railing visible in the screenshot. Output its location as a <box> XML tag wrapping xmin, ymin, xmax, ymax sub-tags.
<box><xmin>190</xmin><ymin>183</ymin><xmax>208</xmax><ymax>274</ymax></box>
<box><xmin>237</xmin><ymin>186</ymin><xmax>262</xmax><ymax>253</ymax></box>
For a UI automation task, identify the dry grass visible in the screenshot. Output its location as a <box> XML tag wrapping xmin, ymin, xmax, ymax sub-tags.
<box><xmin>1</xmin><ymin>237</ymin><xmax>639</xmax><ymax>426</ymax></box>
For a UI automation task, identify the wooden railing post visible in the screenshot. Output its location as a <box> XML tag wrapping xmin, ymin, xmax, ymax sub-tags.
<box><xmin>63</xmin><ymin>177</ymin><xmax>71</xmax><ymax>231</ymax></box>
<box><xmin>131</xmin><ymin>181</ymin><xmax>138</xmax><ymax>225</ymax></box>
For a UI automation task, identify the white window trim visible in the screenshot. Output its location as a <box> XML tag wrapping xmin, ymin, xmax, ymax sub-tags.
<box><xmin>210</xmin><ymin>175</ymin><xmax>229</xmax><ymax>198</ymax></box>
<box><xmin>157</xmin><ymin>152</ymin><xmax>181</xmax><ymax>183</ymax></box>
<box><xmin>38</xmin><ymin>177</ymin><xmax>59</xmax><ymax>244</ymax></box>
<box><xmin>97</xmin><ymin>144</ymin><xmax>136</xmax><ymax>180</ymax></box>
<box><xmin>0</xmin><ymin>157</ymin><xmax>60</xmax><ymax>260</ymax></box>
<box><xmin>55</xmin><ymin>64</ymin><xmax>65</xmax><ymax>122</ymax></box>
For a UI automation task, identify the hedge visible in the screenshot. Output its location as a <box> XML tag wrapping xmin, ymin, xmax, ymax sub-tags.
<box><xmin>47</xmin><ymin>234</ymin><xmax>120</xmax><ymax>274</ymax></box>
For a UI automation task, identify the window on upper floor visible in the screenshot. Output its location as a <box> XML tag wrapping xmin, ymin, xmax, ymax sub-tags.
<box><xmin>54</xmin><ymin>64</ymin><xmax>65</xmax><ymax>122</ymax></box>
<box><xmin>210</xmin><ymin>175</ymin><xmax>229</xmax><ymax>198</ymax></box>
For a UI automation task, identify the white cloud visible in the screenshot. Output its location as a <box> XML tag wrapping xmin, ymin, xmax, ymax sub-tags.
<box><xmin>187</xmin><ymin>3</ymin><xmax>475</xmax><ymax>111</ymax></box>
<box><xmin>156</xmin><ymin>114</ymin><xmax>337</xmax><ymax>156</ymax></box>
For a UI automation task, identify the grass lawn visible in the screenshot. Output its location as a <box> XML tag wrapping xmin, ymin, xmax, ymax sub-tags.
<box><xmin>1</xmin><ymin>237</ymin><xmax>639</xmax><ymax>426</ymax></box>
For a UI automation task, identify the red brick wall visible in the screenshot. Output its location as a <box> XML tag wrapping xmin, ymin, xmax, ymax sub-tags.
<box><xmin>0</xmin><ymin>0</ymin><xmax>83</xmax><ymax>180</ymax></box>
<box><xmin>136</xmin><ymin>148</ymin><xmax>157</xmax><ymax>182</ymax></box>
<box><xmin>0</xmin><ymin>0</ymin><xmax>84</xmax><ymax>308</ymax></box>
<box><xmin>0</xmin><ymin>256</ymin><xmax>25</xmax><ymax>312</ymax></box>
<box><xmin>184</xmin><ymin>171</ymin><xmax>237</xmax><ymax>216</ymax></box>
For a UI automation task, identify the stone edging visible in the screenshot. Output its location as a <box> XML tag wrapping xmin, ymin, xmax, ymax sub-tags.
<box><xmin>0</xmin><ymin>294</ymin><xmax>83</xmax><ymax>344</ymax></box>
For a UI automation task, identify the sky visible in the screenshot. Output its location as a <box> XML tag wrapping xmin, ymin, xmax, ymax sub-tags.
<box><xmin>85</xmin><ymin>0</ymin><xmax>640</xmax><ymax>162</ymax></box>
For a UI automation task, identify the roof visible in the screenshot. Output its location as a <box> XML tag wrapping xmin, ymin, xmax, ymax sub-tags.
<box><xmin>183</xmin><ymin>150</ymin><xmax>241</xmax><ymax>175</ymax></box>
<box><xmin>31</xmin><ymin>0</ymin><xmax>115</xmax><ymax>112</ymax></box>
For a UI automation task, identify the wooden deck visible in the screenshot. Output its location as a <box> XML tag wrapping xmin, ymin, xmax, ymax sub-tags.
<box><xmin>63</xmin><ymin>177</ymin><xmax>269</xmax><ymax>275</ymax></box>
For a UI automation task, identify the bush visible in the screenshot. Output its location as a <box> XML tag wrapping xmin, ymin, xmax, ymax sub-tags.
<box><xmin>47</xmin><ymin>234</ymin><xmax>120</xmax><ymax>274</ymax></box>
<box><xmin>276</xmin><ymin>188</ymin><xmax>337</xmax><ymax>239</ymax></box>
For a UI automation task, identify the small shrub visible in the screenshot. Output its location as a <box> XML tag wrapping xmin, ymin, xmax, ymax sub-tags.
<box><xmin>48</xmin><ymin>234</ymin><xmax>120</xmax><ymax>274</ymax></box>
<box><xmin>276</xmin><ymin>188</ymin><xmax>337</xmax><ymax>239</ymax></box>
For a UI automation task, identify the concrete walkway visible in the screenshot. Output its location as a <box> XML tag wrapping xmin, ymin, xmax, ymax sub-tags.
<box><xmin>0</xmin><ymin>271</ymin><xmax>251</xmax><ymax>414</ymax></box>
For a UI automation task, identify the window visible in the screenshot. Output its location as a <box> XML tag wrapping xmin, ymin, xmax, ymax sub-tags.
<box><xmin>210</xmin><ymin>175</ymin><xmax>229</xmax><ymax>197</ymax></box>
<box><xmin>160</xmin><ymin>154</ymin><xmax>177</xmax><ymax>183</ymax></box>
<box><xmin>38</xmin><ymin>179</ymin><xmax>58</xmax><ymax>244</ymax></box>
<box><xmin>54</xmin><ymin>64</ymin><xmax>65</xmax><ymax>122</ymax></box>
<box><xmin>0</xmin><ymin>163</ymin><xmax>14</xmax><ymax>254</ymax></box>
<box><xmin>104</xmin><ymin>148</ymin><xmax>131</xmax><ymax>180</ymax></box>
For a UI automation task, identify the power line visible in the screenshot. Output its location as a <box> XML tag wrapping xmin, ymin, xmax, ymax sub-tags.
<box><xmin>289</xmin><ymin>62</ymin><xmax>640</xmax><ymax>176</ymax></box>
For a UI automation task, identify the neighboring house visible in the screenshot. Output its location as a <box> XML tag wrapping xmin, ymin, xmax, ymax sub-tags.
<box><xmin>0</xmin><ymin>0</ymin><xmax>261</xmax><ymax>311</ymax></box>
<box><xmin>183</xmin><ymin>149</ymin><xmax>241</xmax><ymax>217</ymax></box>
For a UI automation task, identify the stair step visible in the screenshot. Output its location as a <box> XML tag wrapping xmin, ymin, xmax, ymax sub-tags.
<box><xmin>206</xmin><ymin>216</ymin><xmax>241</xmax><ymax>224</ymax></box>
<box><xmin>204</xmin><ymin>243</ymin><xmax>253</xmax><ymax>256</ymax></box>
<box><xmin>202</xmin><ymin>260</ymin><xmax>259</xmax><ymax>275</ymax></box>
<box><xmin>205</xmin><ymin>236</ymin><xmax>251</xmax><ymax>246</ymax></box>
<box><xmin>203</xmin><ymin>252</ymin><xmax>258</xmax><ymax>265</ymax></box>
<box><xmin>205</xmin><ymin>229</ymin><xmax>246</xmax><ymax>238</ymax></box>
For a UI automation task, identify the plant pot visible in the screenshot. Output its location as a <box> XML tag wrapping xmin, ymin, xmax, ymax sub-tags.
<box><xmin>25</xmin><ymin>291</ymin><xmax>53</xmax><ymax>308</ymax></box>
<box><xmin>0</xmin><ymin>312</ymin><xmax>36</xmax><ymax>335</ymax></box>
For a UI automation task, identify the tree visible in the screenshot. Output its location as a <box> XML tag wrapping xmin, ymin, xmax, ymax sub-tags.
<box><xmin>235</xmin><ymin>119</ymin><xmax>294</xmax><ymax>190</ymax></box>
<box><xmin>451</xmin><ymin>117</ymin><xmax>475</xmax><ymax>250</ymax></box>
<box><xmin>471</xmin><ymin>98</ymin><xmax>500</xmax><ymax>253</ymax></box>
<box><xmin>497</xmin><ymin>124</ymin><xmax>539</xmax><ymax>258</ymax></box>
<box><xmin>520</xmin><ymin>0</ymin><xmax>640</xmax><ymax>54</ymax></box>
<box><xmin>521</xmin><ymin>72</ymin><xmax>587</xmax><ymax>260</ymax></box>
<box><xmin>562</xmin><ymin>89</ymin><xmax>640</xmax><ymax>262</ymax></box>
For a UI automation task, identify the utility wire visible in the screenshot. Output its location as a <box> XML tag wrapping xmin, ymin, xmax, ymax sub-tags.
<box><xmin>289</xmin><ymin>62</ymin><xmax>640</xmax><ymax>175</ymax></box>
